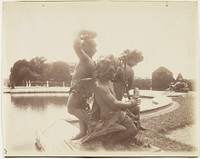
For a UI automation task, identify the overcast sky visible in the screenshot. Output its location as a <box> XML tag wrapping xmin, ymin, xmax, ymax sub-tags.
<box><xmin>3</xmin><ymin>1</ymin><xmax>198</xmax><ymax>79</ymax></box>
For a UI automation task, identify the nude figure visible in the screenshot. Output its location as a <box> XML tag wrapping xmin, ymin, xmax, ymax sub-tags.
<box><xmin>67</xmin><ymin>30</ymin><xmax>97</xmax><ymax>140</ymax></box>
<box><xmin>82</xmin><ymin>55</ymin><xmax>140</xmax><ymax>147</ymax></box>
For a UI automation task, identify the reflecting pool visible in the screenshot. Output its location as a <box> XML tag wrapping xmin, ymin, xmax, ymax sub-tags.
<box><xmin>2</xmin><ymin>93</ymin><xmax>154</xmax><ymax>155</ymax></box>
<box><xmin>2</xmin><ymin>93</ymin><xmax>70</xmax><ymax>155</ymax></box>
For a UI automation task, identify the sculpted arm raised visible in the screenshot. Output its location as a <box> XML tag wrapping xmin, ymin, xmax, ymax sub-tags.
<box><xmin>73</xmin><ymin>31</ymin><xmax>89</xmax><ymax>61</ymax></box>
<box><xmin>73</xmin><ymin>30</ymin><xmax>97</xmax><ymax>61</ymax></box>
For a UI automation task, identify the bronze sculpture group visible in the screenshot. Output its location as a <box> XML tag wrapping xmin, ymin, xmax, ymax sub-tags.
<box><xmin>67</xmin><ymin>30</ymin><xmax>144</xmax><ymax>149</ymax></box>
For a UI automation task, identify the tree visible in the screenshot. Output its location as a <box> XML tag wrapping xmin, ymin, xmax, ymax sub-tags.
<box><xmin>9</xmin><ymin>57</ymin><xmax>73</xmax><ymax>86</ymax></box>
<box><xmin>10</xmin><ymin>59</ymin><xmax>32</xmax><ymax>86</ymax></box>
<box><xmin>134</xmin><ymin>78</ymin><xmax>151</xmax><ymax>90</ymax></box>
<box><xmin>29</xmin><ymin>56</ymin><xmax>47</xmax><ymax>80</ymax></box>
<box><xmin>152</xmin><ymin>66</ymin><xmax>175</xmax><ymax>91</ymax></box>
<box><xmin>42</xmin><ymin>63</ymin><xmax>52</xmax><ymax>81</ymax></box>
<box><xmin>48</xmin><ymin>61</ymin><xmax>72</xmax><ymax>83</ymax></box>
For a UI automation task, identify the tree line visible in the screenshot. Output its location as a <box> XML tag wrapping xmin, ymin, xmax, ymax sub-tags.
<box><xmin>9</xmin><ymin>56</ymin><xmax>75</xmax><ymax>87</ymax></box>
<box><xmin>9</xmin><ymin>57</ymin><xmax>196</xmax><ymax>91</ymax></box>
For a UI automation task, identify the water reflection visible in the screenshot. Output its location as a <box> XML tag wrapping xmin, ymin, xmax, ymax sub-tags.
<box><xmin>11</xmin><ymin>94</ymin><xmax>69</xmax><ymax>111</ymax></box>
<box><xmin>3</xmin><ymin>93</ymin><xmax>70</xmax><ymax>155</ymax></box>
<box><xmin>4</xmin><ymin>93</ymin><xmax>153</xmax><ymax>155</ymax></box>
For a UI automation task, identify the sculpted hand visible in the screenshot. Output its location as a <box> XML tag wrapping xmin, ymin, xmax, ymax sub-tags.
<box><xmin>78</xmin><ymin>30</ymin><xmax>97</xmax><ymax>40</ymax></box>
<box><xmin>77</xmin><ymin>30</ymin><xmax>84</xmax><ymax>39</ymax></box>
<box><xmin>130</xmin><ymin>98</ymin><xmax>141</xmax><ymax>107</ymax></box>
<box><xmin>130</xmin><ymin>99</ymin><xmax>137</xmax><ymax>107</ymax></box>
<box><xmin>136</xmin><ymin>98</ymin><xmax>141</xmax><ymax>105</ymax></box>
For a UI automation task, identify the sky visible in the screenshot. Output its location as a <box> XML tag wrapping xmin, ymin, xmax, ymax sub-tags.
<box><xmin>2</xmin><ymin>1</ymin><xmax>199</xmax><ymax>79</ymax></box>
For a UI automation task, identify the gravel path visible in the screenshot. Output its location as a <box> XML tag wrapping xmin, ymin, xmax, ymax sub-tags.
<box><xmin>136</xmin><ymin>95</ymin><xmax>197</xmax><ymax>152</ymax></box>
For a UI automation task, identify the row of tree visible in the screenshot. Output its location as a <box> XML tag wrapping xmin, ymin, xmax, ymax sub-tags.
<box><xmin>9</xmin><ymin>57</ymin><xmax>196</xmax><ymax>91</ymax></box>
<box><xmin>9</xmin><ymin>57</ymin><xmax>75</xmax><ymax>86</ymax></box>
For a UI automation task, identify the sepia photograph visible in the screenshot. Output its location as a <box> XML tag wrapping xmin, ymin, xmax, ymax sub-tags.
<box><xmin>2</xmin><ymin>0</ymin><xmax>199</xmax><ymax>157</ymax></box>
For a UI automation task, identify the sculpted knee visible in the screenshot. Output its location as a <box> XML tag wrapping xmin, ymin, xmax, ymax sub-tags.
<box><xmin>135</xmin><ymin>105</ymin><xmax>140</xmax><ymax>114</ymax></box>
<box><xmin>67</xmin><ymin>104</ymin><xmax>75</xmax><ymax>115</ymax></box>
<box><xmin>67</xmin><ymin>107</ymin><xmax>73</xmax><ymax>115</ymax></box>
<box><xmin>130</xmin><ymin>106</ymin><xmax>140</xmax><ymax>115</ymax></box>
<box><xmin>128</xmin><ymin>126</ymin><xmax>138</xmax><ymax>136</ymax></box>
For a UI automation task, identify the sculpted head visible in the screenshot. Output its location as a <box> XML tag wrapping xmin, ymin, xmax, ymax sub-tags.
<box><xmin>119</xmin><ymin>49</ymin><xmax>144</xmax><ymax>67</ymax></box>
<box><xmin>96</xmin><ymin>54</ymin><xmax>119</xmax><ymax>81</ymax></box>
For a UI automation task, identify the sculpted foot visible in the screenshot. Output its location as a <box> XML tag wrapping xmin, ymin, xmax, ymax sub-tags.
<box><xmin>71</xmin><ymin>132</ymin><xmax>86</xmax><ymax>140</ymax></box>
<box><xmin>139</xmin><ymin>125</ymin><xmax>147</xmax><ymax>131</ymax></box>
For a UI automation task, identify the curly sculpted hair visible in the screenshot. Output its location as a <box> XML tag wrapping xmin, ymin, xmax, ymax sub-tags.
<box><xmin>119</xmin><ymin>49</ymin><xmax>144</xmax><ymax>63</ymax></box>
<box><xmin>96</xmin><ymin>54</ymin><xmax>119</xmax><ymax>80</ymax></box>
<box><xmin>81</xmin><ymin>30</ymin><xmax>97</xmax><ymax>56</ymax></box>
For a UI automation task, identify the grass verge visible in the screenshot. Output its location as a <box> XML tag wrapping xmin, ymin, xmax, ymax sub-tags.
<box><xmin>137</xmin><ymin>95</ymin><xmax>197</xmax><ymax>152</ymax></box>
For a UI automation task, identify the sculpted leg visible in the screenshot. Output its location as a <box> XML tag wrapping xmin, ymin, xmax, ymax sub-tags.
<box><xmin>129</xmin><ymin>106</ymin><xmax>146</xmax><ymax>131</ymax></box>
<box><xmin>72</xmin><ymin>120</ymin><xmax>88</xmax><ymax>140</ymax></box>
<box><xmin>105</xmin><ymin>116</ymin><xmax>138</xmax><ymax>147</ymax></box>
<box><xmin>129</xmin><ymin>105</ymin><xmax>140</xmax><ymax>118</ymax></box>
<box><xmin>67</xmin><ymin>94</ymin><xmax>89</xmax><ymax>140</ymax></box>
<box><xmin>67</xmin><ymin>94</ymin><xmax>89</xmax><ymax>123</ymax></box>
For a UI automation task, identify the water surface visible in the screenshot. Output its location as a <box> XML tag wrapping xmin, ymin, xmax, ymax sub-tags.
<box><xmin>2</xmin><ymin>93</ymin><xmax>70</xmax><ymax>155</ymax></box>
<box><xmin>2</xmin><ymin>93</ymin><xmax>153</xmax><ymax>155</ymax></box>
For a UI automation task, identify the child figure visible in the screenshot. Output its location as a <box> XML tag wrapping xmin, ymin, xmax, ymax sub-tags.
<box><xmin>67</xmin><ymin>30</ymin><xmax>97</xmax><ymax>140</ymax></box>
<box><xmin>113</xmin><ymin>50</ymin><xmax>144</xmax><ymax>130</ymax></box>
